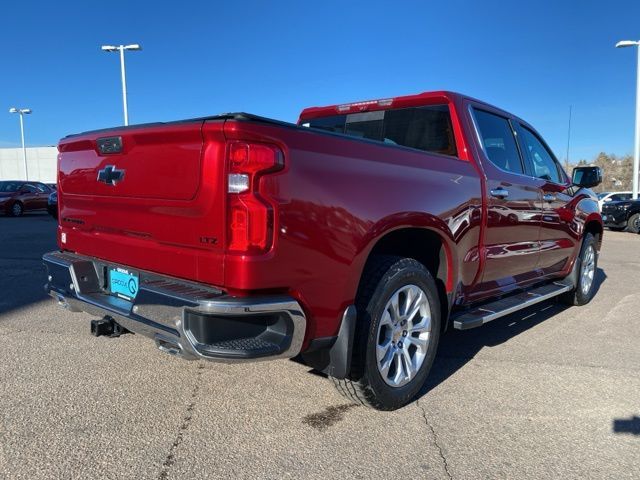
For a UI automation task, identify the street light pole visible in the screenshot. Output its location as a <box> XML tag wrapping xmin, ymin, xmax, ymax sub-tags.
<box><xmin>119</xmin><ymin>46</ymin><xmax>129</xmax><ymax>126</ymax></box>
<box><xmin>9</xmin><ymin>107</ymin><xmax>32</xmax><ymax>180</ymax></box>
<box><xmin>616</xmin><ymin>40</ymin><xmax>640</xmax><ymax>200</ymax></box>
<box><xmin>101</xmin><ymin>44</ymin><xmax>142</xmax><ymax>126</ymax></box>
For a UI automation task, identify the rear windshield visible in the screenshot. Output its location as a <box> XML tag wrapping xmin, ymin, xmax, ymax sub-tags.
<box><xmin>0</xmin><ymin>181</ymin><xmax>21</xmax><ymax>192</ymax></box>
<box><xmin>303</xmin><ymin>105</ymin><xmax>457</xmax><ymax>157</ymax></box>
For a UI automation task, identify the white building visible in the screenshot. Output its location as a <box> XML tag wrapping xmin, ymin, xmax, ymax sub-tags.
<box><xmin>0</xmin><ymin>147</ymin><xmax>58</xmax><ymax>183</ymax></box>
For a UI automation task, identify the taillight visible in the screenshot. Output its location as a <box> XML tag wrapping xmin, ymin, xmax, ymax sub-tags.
<box><xmin>227</xmin><ymin>141</ymin><xmax>283</xmax><ymax>253</ymax></box>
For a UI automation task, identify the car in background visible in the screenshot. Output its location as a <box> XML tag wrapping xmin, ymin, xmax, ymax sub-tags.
<box><xmin>597</xmin><ymin>191</ymin><xmax>632</xmax><ymax>211</ymax></box>
<box><xmin>0</xmin><ymin>180</ymin><xmax>54</xmax><ymax>216</ymax></box>
<box><xmin>47</xmin><ymin>190</ymin><xmax>58</xmax><ymax>219</ymax></box>
<box><xmin>602</xmin><ymin>197</ymin><xmax>640</xmax><ymax>233</ymax></box>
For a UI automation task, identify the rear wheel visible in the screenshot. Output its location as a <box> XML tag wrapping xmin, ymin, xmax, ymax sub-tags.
<box><xmin>627</xmin><ymin>213</ymin><xmax>640</xmax><ymax>234</ymax></box>
<box><xmin>332</xmin><ymin>256</ymin><xmax>441</xmax><ymax>410</ymax></box>
<box><xmin>561</xmin><ymin>233</ymin><xmax>598</xmax><ymax>306</ymax></box>
<box><xmin>10</xmin><ymin>202</ymin><xmax>23</xmax><ymax>217</ymax></box>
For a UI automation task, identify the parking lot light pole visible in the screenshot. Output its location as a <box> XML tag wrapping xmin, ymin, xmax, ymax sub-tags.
<box><xmin>101</xmin><ymin>44</ymin><xmax>142</xmax><ymax>126</ymax></box>
<box><xmin>8</xmin><ymin>107</ymin><xmax>32</xmax><ymax>180</ymax></box>
<box><xmin>616</xmin><ymin>40</ymin><xmax>640</xmax><ymax>200</ymax></box>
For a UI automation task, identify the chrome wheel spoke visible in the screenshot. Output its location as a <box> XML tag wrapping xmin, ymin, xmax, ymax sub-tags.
<box><xmin>379</xmin><ymin>349</ymin><xmax>394</xmax><ymax>378</ymax></box>
<box><xmin>388</xmin><ymin>292</ymin><xmax>400</xmax><ymax>322</ymax></box>
<box><xmin>405</xmin><ymin>334</ymin><xmax>429</xmax><ymax>354</ymax></box>
<box><xmin>410</xmin><ymin>315</ymin><xmax>431</xmax><ymax>334</ymax></box>
<box><xmin>376</xmin><ymin>339</ymin><xmax>392</xmax><ymax>362</ymax></box>
<box><xmin>401</xmin><ymin>348</ymin><xmax>413</xmax><ymax>380</ymax></box>
<box><xmin>392</xmin><ymin>353</ymin><xmax>405</xmax><ymax>384</ymax></box>
<box><xmin>405</xmin><ymin>289</ymin><xmax>423</xmax><ymax>323</ymax></box>
<box><xmin>380</xmin><ymin>310</ymin><xmax>393</xmax><ymax>328</ymax></box>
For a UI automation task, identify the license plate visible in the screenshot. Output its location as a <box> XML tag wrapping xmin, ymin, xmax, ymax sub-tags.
<box><xmin>109</xmin><ymin>267</ymin><xmax>139</xmax><ymax>301</ymax></box>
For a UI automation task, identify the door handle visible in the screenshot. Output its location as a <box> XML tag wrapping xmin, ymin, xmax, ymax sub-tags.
<box><xmin>490</xmin><ymin>188</ymin><xmax>509</xmax><ymax>199</ymax></box>
<box><xmin>543</xmin><ymin>193</ymin><xmax>556</xmax><ymax>202</ymax></box>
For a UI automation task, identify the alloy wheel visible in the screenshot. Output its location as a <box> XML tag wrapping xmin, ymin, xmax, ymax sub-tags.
<box><xmin>375</xmin><ymin>284</ymin><xmax>431</xmax><ymax>388</ymax></box>
<box><xmin>580</xmin><ymin>245</ymin><xmax>595</xmax><ymax>295</ymax></box>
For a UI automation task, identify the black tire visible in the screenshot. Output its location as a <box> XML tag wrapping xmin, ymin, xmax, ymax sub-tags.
<box><xmin>626</xmin><ymin>213</ymin><xmax>640</xmax><ymax>234</ymax></box>
<box><xmin>9</xmin><ymin>202</ymin><xmax>24</xmax><ymax>217</ymax></box>
<box><xmin>561</xmin><ymin>233</ymin><xmax>598</xmax><ymax>306</ymax></box>
<box><xmin>332</xmin><ymin>256</ymin><xmax>441</xmax><ymax>410</ymax></box>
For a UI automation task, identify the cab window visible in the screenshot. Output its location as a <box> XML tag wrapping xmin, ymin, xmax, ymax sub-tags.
<box><xmin>518</xmin><ymin>126</ymin><xmax>563</xmax><ymax>184</ymax></box>
<box><xmin>305</xmin><ymin>105</ymin><xmax>458</xmax><ymax>157</ymax></box>
<box><xmin>472</xmin><ymin>109</ymin><xmax>524</xmax><ymax>174</ymax></box>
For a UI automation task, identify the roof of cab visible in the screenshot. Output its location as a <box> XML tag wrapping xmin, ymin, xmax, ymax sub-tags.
<box><xmin>298</xmin><ymin>91</ymin><xmax>464</xmax><ymax>122</ymax></box>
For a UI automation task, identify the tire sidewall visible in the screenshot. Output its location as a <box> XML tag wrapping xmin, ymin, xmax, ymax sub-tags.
<box><xmin>628</xmin><ymin>213</ymin><xmax>640</xmax><ymax>234</ymax></box>
<box><xmin>362</xmin><ymin>260</ymin><xmax>441</xmax><ymax>408</ymax></box>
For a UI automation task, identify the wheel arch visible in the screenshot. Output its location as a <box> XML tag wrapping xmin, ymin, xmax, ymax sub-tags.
<box><xmin>352</xmin><ymin>214</ymin><xmax>457</xmax><ymax>331</ymax></box>
<box><xmin>583</xmin><ymin>215</ymin><xmax>604</xmax><ymax>249</ymax></box>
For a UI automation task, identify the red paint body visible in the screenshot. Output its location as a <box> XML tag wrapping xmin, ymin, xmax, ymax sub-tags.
<box><xmin>56</xmin><ymin>91</ymin><xmax>602</xmax><ymax>348</ymax></box>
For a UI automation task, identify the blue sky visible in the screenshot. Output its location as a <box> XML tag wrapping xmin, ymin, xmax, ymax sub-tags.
<box><xmin>1</xmin><ymin>0</ymin><xmax>639</xmax><ymax>162</ymax></box>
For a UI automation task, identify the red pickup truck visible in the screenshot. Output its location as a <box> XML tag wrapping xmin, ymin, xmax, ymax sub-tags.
<box><xmin>44</xmin><ymin>91</ymin><xmax>603</xmax><ymax>410</ymax></box>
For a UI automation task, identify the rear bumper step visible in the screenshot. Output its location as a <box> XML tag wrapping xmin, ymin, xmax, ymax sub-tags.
<box><xmin>451</xmin><ymin>281</ymin><xmax>572</xmax><ymax>330</ymax></box>
<box><xmin>43</xmin><ymin>251</ymin><xmax>306</xmax><ymax>362</ymax></box>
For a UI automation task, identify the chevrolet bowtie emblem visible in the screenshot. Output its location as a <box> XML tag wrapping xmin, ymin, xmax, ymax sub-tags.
<box><xmin>97</xmin><ymin>165</ymin><xmax>125</xmax><ymax>185</ymax></box>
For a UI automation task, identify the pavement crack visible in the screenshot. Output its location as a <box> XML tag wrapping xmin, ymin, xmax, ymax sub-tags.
<box><xmin>157</xmin><ymin>362</ymin><xmax>204</xmax><ymax>480</ymax></box>
<box><xmin>416</xmin><ymin>399</ymin><xmax>453</xmax><ymax>480</ymax></box>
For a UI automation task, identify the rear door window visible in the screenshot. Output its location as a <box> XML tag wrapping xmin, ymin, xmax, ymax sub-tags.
<box><xmin>305</xmin><ymin>105</ymin><xmax>458</xmax><ymax>156</ymax></box>
<box><xmin>472</xmin><ymin>109</ymin><xmax>524</xmax><ymax>174</ymax></box>
<box><xmin>517</xmin><ymin>126</ymin><xmax>563</xmax><ymax>184</ymax></box>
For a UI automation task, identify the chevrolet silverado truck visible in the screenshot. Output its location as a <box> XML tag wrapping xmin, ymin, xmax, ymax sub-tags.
<box><xmin>43</xmin><ymin>91</ymin><xmax>604</xmax><ymax>410</ymax></box>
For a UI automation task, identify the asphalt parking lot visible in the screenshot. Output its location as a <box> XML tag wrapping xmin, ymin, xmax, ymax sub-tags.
<box><xmin>0</xmin><ymin>214</ymin><xmax>639</xmax><ymax>479</ymax></box>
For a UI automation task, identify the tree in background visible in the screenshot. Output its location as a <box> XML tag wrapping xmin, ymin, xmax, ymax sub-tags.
<box><xmin>575</xmin><ymin>153</ymin><xmax>634</xmax><ymax>193</ymax></box>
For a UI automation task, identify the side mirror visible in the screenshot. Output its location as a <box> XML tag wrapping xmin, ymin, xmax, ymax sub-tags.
<box><xmin>572</xmin><ymin>166</ymin><xmax>602</xmax><ymax>189</ymax></box>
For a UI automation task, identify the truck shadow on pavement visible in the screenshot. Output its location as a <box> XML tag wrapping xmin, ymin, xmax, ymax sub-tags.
<box><xmin>418</xmin><ymin>268</ymin><xmax>607</xmax><ymax>400</ymax></box>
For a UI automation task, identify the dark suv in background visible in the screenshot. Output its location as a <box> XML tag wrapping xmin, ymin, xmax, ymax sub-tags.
<box><xmin>602</xmin><ymin>197</ymin><xmax>640</xmax><ymax>233</ymax></box>
<box><xmin>0</xmin><ymin>181</ymin><xmax>54</xmax><ymax>217</ymax></box>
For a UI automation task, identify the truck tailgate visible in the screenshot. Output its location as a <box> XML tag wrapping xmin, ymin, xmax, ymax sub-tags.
<box><xmin>57</xmin><ymin>121</ymin><xmax>227</xmax><ymax>286</ymax></box>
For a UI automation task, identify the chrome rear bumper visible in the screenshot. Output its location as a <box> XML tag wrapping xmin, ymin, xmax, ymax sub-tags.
<box><xmin>43</xmin><ymin>251</ymin><xmax>306</xmax><ymax>362</ymax></box>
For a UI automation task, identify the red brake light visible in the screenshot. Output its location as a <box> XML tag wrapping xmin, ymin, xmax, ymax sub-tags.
<box><xmin>227</xmin><ymin>141</ymin><xmax>283</xmax><ymax>254</ymax></box>
<box><xmin>229</xmin><ymin>142</ymin><xmax>281</xmax><ymax>174</ymax></box>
